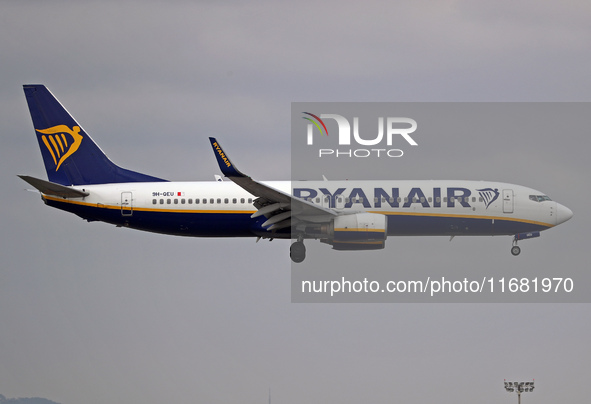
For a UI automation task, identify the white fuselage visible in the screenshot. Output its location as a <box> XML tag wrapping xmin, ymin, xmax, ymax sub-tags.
<box><xmin>41</xmin><ymin>179</ymin><xmax>571</xmax><ymax>239</ymax></box>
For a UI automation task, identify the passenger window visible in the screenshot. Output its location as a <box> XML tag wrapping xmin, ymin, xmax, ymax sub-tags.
<box><xmin>160</xmin><ymin>199</ymin><xmax>164</xmax><ymax>204</ymax></box>
<box><xmin>224</xmin><ymin>198</ymin><xmax>229</xmax><ymax>204</ymax></box>
<box><xmin>210</xmin><ymin>198</ymin><xmax>214</xmax><ymax>204</ymax></box>
<box><xmin>152</xmin><ymin>199</ymin><xmax>157</xmax><ymax>204</ymax></box>
<box><xmin>233</xmin><ymin>198</ymin><xmax>237</xmax><ymax>204</ymax></box>
<box><xmin>167</xmin><ymin>199</ymin><xmax>171</xmax><ymax>204</ymax></box>
<box><xmin>240</xmin><ymin>198</ymin><xmax>245</xmax><ymax>204</ymax></box>
<box><xmin>174</xmin><ymin>199</ymin><xmax>178</xmax><ymax>204</ymax></box>
<box><xmin>181</xmin><ymin>199</ymin><xmax>185</xmax><ymax>204</ymax></box>
<box><xmin>217</xmin><ymin>198</ymin><xmax>221</xmax><ymax>204</ymax></box>
<box><xmin>248</xmin><ymin>198</ymin><xmax>253</xmax><ymax>203</ymax></box>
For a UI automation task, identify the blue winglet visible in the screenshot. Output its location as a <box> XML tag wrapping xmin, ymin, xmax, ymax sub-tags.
<box><xmin>209</xmin><ymin>137</ymin><xmax>246</xmax><ymax>178</ymax></box>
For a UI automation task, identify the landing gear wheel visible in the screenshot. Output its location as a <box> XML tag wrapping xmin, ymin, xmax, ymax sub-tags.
<box><xmin>511</xmin><ymin>246</ymin><xmax>521</xmax><ymax>256</ymax></box>
<box><xmin>290</xmin><ymin>241</ymin><xmax>306</xmax><ymax>263</ymax></box>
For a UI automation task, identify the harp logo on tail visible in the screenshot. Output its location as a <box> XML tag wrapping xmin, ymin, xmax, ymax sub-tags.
<box><xmin>36</xmin><ymin>125</ymin><xmax>83</xmax><ymax>171</ymax></box>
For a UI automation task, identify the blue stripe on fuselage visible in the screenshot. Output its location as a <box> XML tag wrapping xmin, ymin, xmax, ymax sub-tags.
<box><xmin>383</xmin><ymin>214</ymin><xmax>549</xmax><ymax>236</ymax></box>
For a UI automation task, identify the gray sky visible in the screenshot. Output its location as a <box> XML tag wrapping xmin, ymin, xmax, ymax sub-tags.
<box><xmin>1</xmin><ymin>1</ymin><xmax>590</xmax><ymax>403</ymax></box>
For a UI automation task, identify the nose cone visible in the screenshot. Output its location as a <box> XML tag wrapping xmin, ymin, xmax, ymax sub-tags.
<box><xmin>556</xmin><ymin>203</ymin><xmax>573</xmax><ymax>225</ymax></box>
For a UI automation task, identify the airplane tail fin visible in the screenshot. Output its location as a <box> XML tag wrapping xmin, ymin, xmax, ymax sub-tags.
<box><xmin>23</xmin><ymin>84</ymin><xmax>167</xmax><ymax>186</ymax></box>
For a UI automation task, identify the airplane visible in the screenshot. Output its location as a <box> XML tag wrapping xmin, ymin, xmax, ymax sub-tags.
<box><xmin>19</xmin><ymin>84</ymin><xmax>573</xmax><ymax>263</ymax></box>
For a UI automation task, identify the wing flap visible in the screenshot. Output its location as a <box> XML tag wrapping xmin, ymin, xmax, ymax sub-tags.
<box><xmin>251</xmin><ymin>202</ymin><xmax>290</xmax><ymax>218</ymax></box>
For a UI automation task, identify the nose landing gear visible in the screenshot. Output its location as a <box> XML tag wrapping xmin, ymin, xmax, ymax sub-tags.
<box><xmin>511</xmin><ymin>231</ymin><xmax>541</xmax><ymax>256</ymax></box>
<box><xmin>511</xmin><ymin>241</ymin><xmax>521</xmax><ymax>256</ymax></box>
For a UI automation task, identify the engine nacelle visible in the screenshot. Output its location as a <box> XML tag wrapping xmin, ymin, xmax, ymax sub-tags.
<box><xmin>331</xmin><ymin>213</ymin><xmax>388</xmax><ymax>251</ymax></box>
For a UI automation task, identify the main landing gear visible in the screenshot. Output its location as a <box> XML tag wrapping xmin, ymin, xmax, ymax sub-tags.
<box><xmin>290</xmin><ymin>240</ymin><xmax>306</xmax><ymax>263</ymax></box>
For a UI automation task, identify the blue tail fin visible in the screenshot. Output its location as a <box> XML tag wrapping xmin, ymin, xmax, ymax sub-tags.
<box><xmin>23</xmin><ymin>85</ymin><xmax>167</xmax><ymax>185</ymax></box>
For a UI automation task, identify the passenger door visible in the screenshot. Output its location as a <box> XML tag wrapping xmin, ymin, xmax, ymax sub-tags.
<box><xmin>502</xmin><ymin>189</ymin><xmax>514</xmax><ymax>213</ymax></box>
<box><xmin>121</xmin><ymin>191</ymin><xmax>133</xmax><ymax>216</ymax></box>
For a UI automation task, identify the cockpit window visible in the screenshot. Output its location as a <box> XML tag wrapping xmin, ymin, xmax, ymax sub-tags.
<box><xmin>529</xmin><ymin>195</ymin><xmax>552</xmax><ymax>202</ymax></box>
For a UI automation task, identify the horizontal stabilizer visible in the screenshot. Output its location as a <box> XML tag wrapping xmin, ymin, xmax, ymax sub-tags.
<box><xmin>18</xmin><ymin>175</ymin><xmax>89</xmax><ymax>198</ymax></box>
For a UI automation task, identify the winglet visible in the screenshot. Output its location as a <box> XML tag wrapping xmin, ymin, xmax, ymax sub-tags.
<box><xmin>209</xmin><ymin>137</ymin><xmax>247</xmax><ymax>178</ymax></box>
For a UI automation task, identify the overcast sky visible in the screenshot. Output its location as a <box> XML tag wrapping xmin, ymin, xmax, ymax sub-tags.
<box><xmin>1</xmin><ymin>1</ymin><xmax>590</xmax><ymax>403</ymax></box>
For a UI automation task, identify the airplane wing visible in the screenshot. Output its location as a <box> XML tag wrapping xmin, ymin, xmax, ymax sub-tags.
<box><xmin>209</xmin><ymin>138</ymin><xmax>336</xmax><ymax>231</ymax></box>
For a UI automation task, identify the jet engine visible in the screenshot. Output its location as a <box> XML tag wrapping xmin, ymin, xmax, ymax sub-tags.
<box><xmin>303</xmin><ymin>212</ymin><xmax>388</xmax><ymax>251</ymax></box>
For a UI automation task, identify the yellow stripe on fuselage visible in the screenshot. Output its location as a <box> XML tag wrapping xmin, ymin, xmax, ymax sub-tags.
<box><xmin>334</xmin><ymin>228</ymin><xmax>386</xmax><ymax>232</ymax></box>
